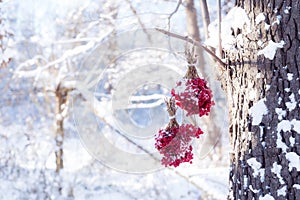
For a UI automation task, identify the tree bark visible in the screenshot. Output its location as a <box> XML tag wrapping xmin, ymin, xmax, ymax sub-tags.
<box><xmin>226</xmin><ymin>1</ymin><xmax>300</xmax><ymax>199</ymax></box>
<box><xmin>54</xmin><ymin>84</ymin><xmax>68</xmax><ymax>173</ymax></box>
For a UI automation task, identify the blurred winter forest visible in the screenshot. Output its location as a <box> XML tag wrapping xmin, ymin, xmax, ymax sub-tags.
<box><xmin>0</xmin><ymin>0</ymin><xmax>232</xmax><ymax>199</ymax></box>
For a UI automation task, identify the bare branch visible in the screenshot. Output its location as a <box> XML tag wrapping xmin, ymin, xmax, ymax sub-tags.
<box><xmin>155</xmin><ymin>28</ymin><xmax>226</xmax><ymax>67</ymax></box>
<box><xmin>125</xmin><ymin>0</ymin><xmax>152</xmax><ymax>42</ymax></box>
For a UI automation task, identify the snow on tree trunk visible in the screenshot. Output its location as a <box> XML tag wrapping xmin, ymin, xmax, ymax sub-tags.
<box><xmin>224</xmin><ymin>1</ymin><xmax>300</xmax><ymax>199</ymax></box>
<box><xmin>54</xmin><ymin>84</ymin><xmax>68</xmax><ymax>173</ymax></box>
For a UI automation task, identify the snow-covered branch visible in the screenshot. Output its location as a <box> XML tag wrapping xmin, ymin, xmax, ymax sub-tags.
<box><xmin>14</xmin><ymin>29</ymin><xmax>113</xmax><ymax>80</ymax></box>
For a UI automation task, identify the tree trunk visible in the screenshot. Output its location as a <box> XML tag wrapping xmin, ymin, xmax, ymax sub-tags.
<box><xmin>225</xmin><ymin>1</ymin><xmax>300</xmax><ymax>199</ymax></box>
<box><xmin>0</xmin><ymin>2</ymin><xmax>11</xmax><ymax>68</ymax></box>
<box><xmin>54</xmin><ymin>84</ymin><xmax>68</xmax><ymax>173</ymax></box>
<box><xmin>199</xmin><ymin>0</ymin><xmax>210</xmax><ymax>40</ymax></box>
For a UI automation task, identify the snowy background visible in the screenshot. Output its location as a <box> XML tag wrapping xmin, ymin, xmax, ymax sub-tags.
<box><xmin>0</xmin><ymin>0</ymin><xmax>230</xmax><ymax>199</ymax></box>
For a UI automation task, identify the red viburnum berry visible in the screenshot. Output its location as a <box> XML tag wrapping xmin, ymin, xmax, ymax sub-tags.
<box><xmin>171</xmin><ymin>65</ymin><xmax>214</xmax><ymax>117</ymax></box>
<box><xmin>155</xmin><ymin>123</ymin><xmax>203</xmax><ymax>167</ymax></box>
<box><xmin>155</xmin><ymin>125</ymin><xmax>178</xmax><ymax>151</ymax></box>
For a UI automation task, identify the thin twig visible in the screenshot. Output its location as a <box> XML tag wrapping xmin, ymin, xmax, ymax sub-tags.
<box><xmin>155</xmin><ymin>28</ymin><xmax>226</xmax><ymax>67</ymax></box>
<box><xmin>125</xmin><ymin>0</ymin><xmax>152</xmax><ymax>42</ymax></box>
<box><xmin>166</xmin><ymin>0</ymin><xmax>183</xmax><ymax>58</ymax></box>
<box><xmin>167</xmin><ymin>0</ymin><xmax>182</xmax><ymax>31</ymax></box>
<box><xmin>93</xmin><ymin>106</ymin><xmax>160</xmax><ymax>162</ymax></box>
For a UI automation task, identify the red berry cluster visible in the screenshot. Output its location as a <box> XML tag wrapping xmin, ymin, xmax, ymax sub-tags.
<box><xmin>155</xmin><ymin>124</ymin><xmax>203</xmax><ymax>167</ymax></box>
<box><xmin>171</xmin><ymin>77</ymin><xmax>214</xmax><ymax>117</ymax></box>
<box><xmin>155</xmin><ymin>54</ymin><xmax>214</xmax><ymax>167</ymax></box>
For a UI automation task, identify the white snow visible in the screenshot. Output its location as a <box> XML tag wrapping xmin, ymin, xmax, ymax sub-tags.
<box><xmin>271</xmin><ymin>162</ymin><xmax>284</xmax><ymax>184</ymax></box>
<box><xmin>224</xmin><ymin>7</ymin><xmax>250</xmax><ymax>32</ymax></box>
<box><xmin>290</xmin><ymin>137</ymin><xmax>295</xmax><ymax>146</ymax></box>
<box><xmin>243</xmin><ymin>176</ymin><xmax>248</xmax><ymax>189</ymax></box>
<box><xmin>287</xmin><ymin>73</ymin><xmax>293</xmax><ymax>81</ymax></box>
<box><xmin>249</xmin><ymin>185</ymin><xmax>259</xmax><ymax>193</ymax></box>
<box><xmin>187</xmin><ymin>167</ymin><xmax>229</xmax><ymax>200</ymax></box>
<box><xmin>272</xmin><ymin>15</ymin><xmax>282</xmax><ymax>26</ymax></box>
<box><xmin>275</xmin><ymin>108</ymin><xmax>286</xmax><ymax>120</ymax></box>
<box><xmin>293</xmin><ymin>184</ymin><xmax>300</xmax><ymax>190</ymax></box>
<box><xmin>264</xmin><ymin>23</ymin><xmax>270</xmax><ymax>30</ymax></box>
<box><xmin>276</xmin><ymin>131</ymin><xmax>288</xmax><ymax>152</ymax></box>
<box><xmin>1</xmin><ymin>0</ymin><xmax>232</xmax><ymax>199</ymax></box>
<box><xmin>257</xmin><ymin>40</ymin><xmax>263</xmax><ymax>47</ymax></box>
<box><xmin>249</xmin><ymin>98</ymin><xmax>268</xmax><ymax>126</ymax></box>
<box><xmin>277</xmin><ymin>186</ymin><xmax>286</xmax><ymax>196</ymax></box>
<box><xmin>286</xmin><ymin>93</ymin><xmax>296</xmax><ymax>111</ymax></box>
<box><xmin>259</xmin><ymin>194</ymin><xmax>275</xmax><ymax>200</ymax></box>
<box><xmin>258</xmin><ymin>126</ymin><xmax>264</xmax><ymax>140</ymax></box>
<box><xmin>0</xmin><ymin>48</ymin><xmax>13</xmax><ymax>63</ymax></box>
<box><xmin>56</xmin><ymin>114</ymin><xmax>63</xmax><ymax>121</ymax></box>
<box><xmin>277</xmin><ymin>120</ymin><xmax>292</xmax><ymax>132</ymax></box>
<box><xmin>284</xmin><ymin>6</ymin><xmax>291</xmax><ymax>14</ymax></box>
<box><xmin>277</xmin><ymin>119</ymin><xmax>300</xmax><ymax>133</ymax></box>
<box><xmin>247</xmin><ymin>158</ymin><xmax>262</xmax><ymax>177</ymax></box>
<box><xmin>249</xmin><ymin>90</ymin><xmax>256</xmax><ymax>100</ymax></box>
<box><xmin>93</xmin><ymin>98</ymin><xmax>115</xmax><ymax>124</ymax></box>
<box><xmin>286</xmin><ymin>152</ymin><xmax>300</xmax><ymax>171</ymax></box>
<box><xmin>206</xmin><ymin>6</ymin><xmax>250</xmax><ymax>50</ymax></box>
<box><xmin>259</xmin><ymin>169</ymin><xmax>265</xmax><ymax>182</ymax></box>
<box><xmin>278</xmin><ymin>97</ymin><xmax>283</xmax><ymax>104</ymax></box>
<box><xmin>256</xmin><ymin>73</ymin><xmax>261</xmax><ymax>78</ymax></box>
<box><xmin>292</xmin><ymin>119</ymin><xmax>300</xmax><ymax>133</ymax></box>
<box><xmin>257</xmin><ymin>40</ymin><xmax>285</xmax><ymax>60</ymax></box>
<box><xmin>256</xmin><ymin>13</ymin><xmax>265</xmax><ymax>25</ymax></box>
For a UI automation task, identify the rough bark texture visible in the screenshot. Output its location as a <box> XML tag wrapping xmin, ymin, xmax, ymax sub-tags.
<box><xmin>225</xmin><ymin>0</ymin><xmax>300</xmax><ymax>199</ymax></box>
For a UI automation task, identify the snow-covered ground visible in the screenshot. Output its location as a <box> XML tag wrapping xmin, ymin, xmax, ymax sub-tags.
<box><xmin>0</xmin><ymin>123</ymin><xmax>229</xmax><ymax>199</ymax></box>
